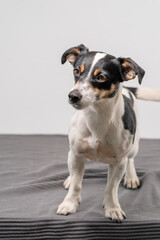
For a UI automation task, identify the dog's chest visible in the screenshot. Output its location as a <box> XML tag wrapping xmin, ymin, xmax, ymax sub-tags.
<box><xmin>78</xmin><ymin>136</ymin><xmax>118</xmax><ymax>164</ymax></box>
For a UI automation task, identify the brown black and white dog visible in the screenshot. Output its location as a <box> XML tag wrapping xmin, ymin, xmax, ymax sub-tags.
<box><xmin>57</xmin><ymin>44</ymin><xmax>160</xmax><ymax>222</ymax></box>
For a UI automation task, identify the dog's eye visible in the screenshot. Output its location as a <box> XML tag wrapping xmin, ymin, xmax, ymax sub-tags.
<box><xmin>73</xmin><ymin>68</ymin><xmax>80</xmax><ymax>77</ymax></box>
<box><xmin>97</xmin><ymin>74</ymin><xmax>106</xmax><ymax>82</ymax></box>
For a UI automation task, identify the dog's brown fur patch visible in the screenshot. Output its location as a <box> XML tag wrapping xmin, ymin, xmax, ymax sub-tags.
<box><xmin>67</xmin><ymin>48</ymin><xmax>81</xmax><ymax>64</ymax></box>
<box><xmin>74</xmin><ymin>80</ymin><xmax>80</xmax><ymax>86</ymax></box>
<box><xmin>80</xmin><ymin>64</ymin><xmax>85</xmax><ymax>73</ymax></box>
<box><xmin>122</xmin><ymin>60</ymin><xmax>133</xmax><ymax>68</ymax></box>
<box><xmin>67</xmin><ymin>54</ymin><xmax>76</xmax><ymax>64</ymax></box>
<box><xmin>93</xmin><ymin>68</ymin><xmax>101</xmax><ymax>76</ymax></box>
<box><xmin>72</xmin><ymin>48</ymin><xmax>81</xmax><ymax>55</ymax></box>
<box><xmin>126</xmin><ymin>71</ymin><xmax>136</xmax><ymax>80</ymax></box>
<box><xmin>122</xmin><ymin>60</ymin><xmax>136</xmax><ymax>80</ymax></box>
<box><xmin>89</xmin><ymin>83</ymin><xmax>116</xmax><ymax>99</ymax></box>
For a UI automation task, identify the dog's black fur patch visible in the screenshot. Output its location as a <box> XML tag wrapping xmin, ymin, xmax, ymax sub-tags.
<box><xmin>122</xmin><ymin>95</ymin><xmax>136</xmax><ymax>142</ymax></box>
<box><xmin>74</xmin><ymin>51</ymin><xmax>97</xmax><ymax>82</ymax></box>
<box><xmin>74</xmin><ymin>53</ymin><xmax>121</xmax><ymax>98</ymax></box>
<box><xmin>126</xmin><ymin>87</ymin><xmax>138</xmax><ymax>98</ymax></box>
<box><xmin>90</xmin><ymin>55</ymin><xmax>118</xmax><ymax>92</ymax></box>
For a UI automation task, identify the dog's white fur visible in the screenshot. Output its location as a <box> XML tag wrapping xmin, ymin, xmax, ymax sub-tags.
<box><xmin>57</xmin><ymin>53</ymin><xmax>142</xmax><ymax>221</ymax></box>
<box><xmin>136</xmin><ymin>88</ymin><xmax>160</xmax><ymax>101</ymax></box>
<box><xmin>86</xmin><ymin>52</ymin><xmax>106</xmax><ymax>80</ymax></box>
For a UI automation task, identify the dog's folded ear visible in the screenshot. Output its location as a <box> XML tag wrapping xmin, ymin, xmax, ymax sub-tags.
<box><xmin>115</xmin><ymin>57</ymin><xmax>145</xmax><ymax>84</ymax></box>
<box><xmin>61</xmin><ymin>44</ymin><xmax>89</xmax><ymax>65</ymax></box>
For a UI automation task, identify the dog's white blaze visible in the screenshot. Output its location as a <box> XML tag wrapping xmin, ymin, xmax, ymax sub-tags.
<box><xmin>86</xmin><ymin>52</ymin><xmax>106</xmax><ymax>80</ymax></box>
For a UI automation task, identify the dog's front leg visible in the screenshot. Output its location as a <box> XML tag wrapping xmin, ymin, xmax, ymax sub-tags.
<box><xmin>57</xmin><ymin>150</ymin><xmax>85</xmax><ymax>215</ymax></box>
<box><xmin>103</xmin><ymin>158</ymin><xmax>127</xmax><ymax>222</ymax></box>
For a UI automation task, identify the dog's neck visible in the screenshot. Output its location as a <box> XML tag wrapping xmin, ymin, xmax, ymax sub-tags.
<box><xmin>83</xmin><ymin>84</ymin><xmax>123</xmax><ymax>139</ymax></box>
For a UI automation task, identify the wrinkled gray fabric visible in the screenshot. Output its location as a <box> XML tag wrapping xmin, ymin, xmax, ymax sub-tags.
<box><xmin>0</xmin><ymin>135</ymin><xmax>160</xmax><ymax>239</ymax></box>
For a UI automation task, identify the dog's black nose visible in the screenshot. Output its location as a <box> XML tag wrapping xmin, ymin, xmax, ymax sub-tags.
<box><xmin>68</xmin><ymin>90</ymin><xmax>82</xmax><ymax>103</ymax></box>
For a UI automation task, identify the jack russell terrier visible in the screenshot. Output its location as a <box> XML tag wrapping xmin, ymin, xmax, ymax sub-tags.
<box><xmin>57</xmin><ymin>44</ymin><xmax>160</xmax><ymax>222</ymax></box>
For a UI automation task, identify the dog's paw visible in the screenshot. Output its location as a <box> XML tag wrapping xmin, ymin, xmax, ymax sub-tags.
<box><xmin>105</xmin><ymin>207</ymin><xmax>126</xmax><ymax>222</ymax></box>
<box><xmin>124</xmin><ymin>177</ymin><xmax>140</xmax><ymax>189</ymax></box>
<box><xmin>63</xmin><ymin>176</ymin><xmax>71</xmax><ymax>190</ymax></box>
<box><xmin>57</xmin><ymin>199</ymin><xmax>78</xmax><ymax>215</ymax></box>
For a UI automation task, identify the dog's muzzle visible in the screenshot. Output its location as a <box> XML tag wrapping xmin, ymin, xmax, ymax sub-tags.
<box><xmin>68</xmin><ymin>90</ymin><xmax>82</xmax><ymax>104</ymax></box>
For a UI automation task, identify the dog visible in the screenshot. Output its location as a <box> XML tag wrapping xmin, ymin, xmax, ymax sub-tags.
<box><xmin>57</xmin><ymin>44</ymin><xmax>160</xmax><ymax>222</ymax></box>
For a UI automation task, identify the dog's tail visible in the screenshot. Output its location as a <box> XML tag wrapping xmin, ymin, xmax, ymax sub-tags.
<box><xmin>127</xmin><ymin>87</ymin><xmax>160</xmax><ymax>101</ymax></box>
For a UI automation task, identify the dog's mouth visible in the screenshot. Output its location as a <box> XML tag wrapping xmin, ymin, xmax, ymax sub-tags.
<box><xmin>68</xmin><ymin>99</ymin><xmax>83</xmax><ymax>110</ymax></box>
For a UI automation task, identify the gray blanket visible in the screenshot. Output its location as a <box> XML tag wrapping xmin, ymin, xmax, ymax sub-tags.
<box><xmin>0</xmin><ymin>135</ymin><xmax>160</xmax><ymax>239</ymax></box>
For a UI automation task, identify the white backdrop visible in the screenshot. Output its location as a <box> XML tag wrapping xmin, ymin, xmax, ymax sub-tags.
<box><xmin>0</xmin><ymin>0</ymin><xmax>160</xmax><ymax>138</ymax></box>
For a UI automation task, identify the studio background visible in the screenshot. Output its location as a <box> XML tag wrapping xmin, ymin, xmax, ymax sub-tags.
<box><xmin>0</xmin><ymin>0</ymin><xmax>159</xmax><ymax>138</ymax></box>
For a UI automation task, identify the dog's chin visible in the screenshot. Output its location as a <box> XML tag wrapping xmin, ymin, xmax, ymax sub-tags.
<box><xmin>71</xmin><ymin>103</ymin><xmax>84</xmax><ymax>110</ymax></box>
<box><xmin>68</xmin><ymin>101</ymin><xmax>88</xmax><ymax>110</ymax></box>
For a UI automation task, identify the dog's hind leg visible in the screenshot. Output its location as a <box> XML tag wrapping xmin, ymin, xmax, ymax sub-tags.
<box><xmin>57</xmin><ymin>150</ymin><xmax>85</xmax><ymax>215</ymax></box>
<box><xmin>63</xmin><ymin>175</ymin><xmax>71</xmax><ymax>190</ymax></box>
<box><xmin>124</xmin><ymin>158</ymin><xmax>140</xmax><ymax>189</ymax></box>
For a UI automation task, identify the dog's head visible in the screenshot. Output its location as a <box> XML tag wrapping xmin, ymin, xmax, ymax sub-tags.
<box><xmin>61</xmin><ymin>44</ymin><xmax>145</xmax><ymax>109</ymax></box>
